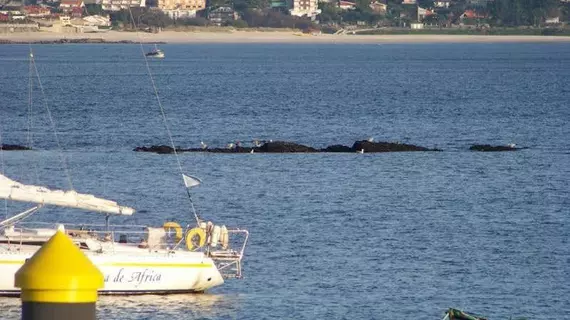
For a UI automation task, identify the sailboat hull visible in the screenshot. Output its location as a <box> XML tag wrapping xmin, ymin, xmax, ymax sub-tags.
<box><xmin>0</xmin><ymin>250</ymin><xmax>224</xmax><ymax>296</ymax></box>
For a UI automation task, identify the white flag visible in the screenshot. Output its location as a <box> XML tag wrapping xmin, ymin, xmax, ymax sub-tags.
<box><xmin>183</xmin><ymin>174</ymin><xmax>201</xmax><ymax>188</ymax></box>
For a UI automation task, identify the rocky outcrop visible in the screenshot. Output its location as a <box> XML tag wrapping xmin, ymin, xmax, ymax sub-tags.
<box><xmin>134</xmin><ymin>140</ymin><xmax>439</xmax><ymax>154</ymax></box>
<box><xmin>0</xmin><ymin>144</ymin><xmax>31</xmax><ymax>151</ymax></box>
<box><xmin>134</xmin><ymin>145</ymin><xmax>178</xmax><ymax>154</ymax></box>
<box><xmin>321</xmin><ymin>144</ymin><xmax>353</xmax><ymax>153</ymax></box>
<box><xmin>352</xmin><ymin>140</ymin><xmax>440</xmax><ymax>152</ymax></box>
<box><xmin>257</xmin><ymin>141</ymin><xmax>317</xmax><ymax>153</ymax></box>
<box><xmin>469</xmin><ymin>144</ymin><xmax>521</xmax><ymax>152</ymax></box>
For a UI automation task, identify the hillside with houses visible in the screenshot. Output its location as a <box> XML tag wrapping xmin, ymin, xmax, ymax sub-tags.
<box><xmin>0</xmin><ymin>0</ymin><xmax>569</xmax><ymax>33</ymax></box>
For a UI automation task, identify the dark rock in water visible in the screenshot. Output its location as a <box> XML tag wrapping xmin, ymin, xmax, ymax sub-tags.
<box><xmin>352</xmin><ymin>140</ymin><xmax>439</xmax><ymax>152</ymax></box>
<box><xmin>258</xmin><ymin>141</ymin><xmax>317</xmax><ymax>153</ymax></box>
<box><xmin>0</xmin><ymin>144</ymin><xmax>31</xmax><ymax>151</ymax></box>
<box><xmin>207</xmin><ymin>147</ymin><xmax>255</xmax><ymax>153</ymax></box>
<box><xmin>134</xmin><ymin>140</ymin><xmax>440</xmax><ymax>154</ymax></box>
<box><xmin>469</xmin><ymin>144</ymin><xmax>519</xmax><ymax>152</ymax></box>
<box><xmin>134</xmin><ymin>145</ymin><xmax>178</xmax><ymax>154</ymax></box>
<box><xmin>322</xmin><ymin>144</ymin><xmax>353</xmax><ymax>153</ymax></box>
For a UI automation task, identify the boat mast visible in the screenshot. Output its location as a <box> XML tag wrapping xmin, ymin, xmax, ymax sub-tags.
<box><xmin>128</xmin><ymin>8</ymin><xmax>200</xmax><ymax>226</ymax></box>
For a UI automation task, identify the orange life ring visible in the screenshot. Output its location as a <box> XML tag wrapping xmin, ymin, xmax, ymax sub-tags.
<box><xmin>186</xmin><ymin>227</ymin><xmax>206</xmax><ymax>251</ymax></box>
<box><xmin>163</xmin><ymin>222</ymin><xmax>183</xmax><ymax>241</ymax></box>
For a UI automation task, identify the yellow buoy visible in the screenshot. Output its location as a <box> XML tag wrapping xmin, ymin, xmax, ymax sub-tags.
<box><xmin>163</xmin><ymin>221</ymin><xmax>183</xmax><ymax>241</ymax></box>
<box><xmin>185</xmin><ymin>227</ymin><xmax>206</xmax><ymax>251</ymax></box>
<box><xmin>15</xmin><ymin>230</ymin><xmax>103</xmax><ymax>303</ymax></box>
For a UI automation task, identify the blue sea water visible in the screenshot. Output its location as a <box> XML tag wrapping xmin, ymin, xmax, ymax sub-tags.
<box><xmin>0</xmin><ymin>42</ymin><xmax>569</xmax><ymax>319</ymax></box>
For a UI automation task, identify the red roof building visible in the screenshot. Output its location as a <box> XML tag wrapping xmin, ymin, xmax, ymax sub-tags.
<box><xmin>339</xmin><ymin>0</ymin><xmax>356</xmax><ymax>10</ymax></box>
<box><xmin>59</xmin><ymin>0</ymin><xmax>85</xmax><ymax>13</ymax></box>
<box><xmin>23</xmin><ymin>5</ymin><xmax>51</xmax><ymax>17</ymax></box>
<box><xmin>461</xmin><ymin>9</ymin><xmax>486</xmax><ymax>19</ymax></box>
<box><xmin>70</xmin><ymin>6</ymin><xmax>83</xmax><ymax>18</ymax></box>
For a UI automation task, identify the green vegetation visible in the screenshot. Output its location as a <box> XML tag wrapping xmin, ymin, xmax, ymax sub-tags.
<box><xmin>317</xmin><ymin>0</ymin><xmax>570</xmax><ymax>29</ymax></box>
<box><xmin>357</xmin><ymin>27</ymin><xmax>570</xmax><ymax>35</ymax></box>
<box><xmin>489</xmin><ymin>0</ymin><xmax>561</xmax><ymax>26</ymax></box>
<box><xmin>62</xmin><ymin>0</ymin><xmax>570</xmax><ymax>32</ymax></box>
<box><xmin>108</xmin><ymin>6</ymin><xmax>317</xmax><ymax>30</ymax></box>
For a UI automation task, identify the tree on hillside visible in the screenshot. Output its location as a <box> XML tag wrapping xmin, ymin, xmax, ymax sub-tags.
<box><xmin>208</xmin><ymin>0</ymin><xmax>232</xmax><ymax>9</ymax></box>
<box><xmin>417</xmin><ymin>0</ymin><xmax>434</xmax><ymax>9</ymax></box>
<box><xmin>84</xmin><ymin>4</ymin><xmax>103</xmax><ymax>15</ymax></box>
<box><xmin>233</xmin><ymin>0</ymin><xmax>269</xmax><ymax>12</ymax></box>
<box><xmin>318</xmin><ymin>2</ymin><xmax>341</xmax><ymax>23</ymax></box>
<box><xmin>489</xmin><ymin>0</ymin><xmax>560</xmax><ymax>26</ymax></box>
<box><xmin>355</xmin><ymin>0</ymin><xmax>372</xmax><ymax>12</ymax></box>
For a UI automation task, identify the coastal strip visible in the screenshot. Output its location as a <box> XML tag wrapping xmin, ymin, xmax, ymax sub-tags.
<box><xmin>2</xmin><ymin>31</ymin><xmax>570</xmax><ymax>44</ymax></box>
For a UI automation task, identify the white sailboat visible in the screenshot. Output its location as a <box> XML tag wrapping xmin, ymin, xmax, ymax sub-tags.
<box><xmin>0</xmin><ymin>173</ymin><xmax>248</xmax><ymax>295</ymax></box>
<box><xmin>0</xmin><ymin>44</ymin><xmax>248</xmax><ymax>296</ymax></box>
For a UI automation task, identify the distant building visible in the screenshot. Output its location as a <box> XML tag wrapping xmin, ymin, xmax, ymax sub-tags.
<box><xmin>459</xmin><ymin>9</ymin><xmax>486</xmax><ymax>21</ymax></box>
<box><xmin>338</xmin><ymin>0</ymin><xmax>356</xmax><ymax>10</ymax></box>
<box><xmin>59</xmin><ymin>0</ymin><xmax>84</xmax><ymax>13</ymax></box>
<box><xmin>83</xmin><ymin>14</ymin><xmax>111</xmax><ymax>26</ymax></box>
<box><xmin>101</xmin><ymin>0</ymin><xmax>145</xmax><ymax>11</ymax></box>
<box><xmin>162</xmin><ymin>9</ymin><xmax>197</xmax><ymax>19</ymax></box>
<box><xmin>70</xmin><ymin>6</ymin><xmax>83</xmax><ymax>17</ymax></box>
<box><xmin>0</xmin><ymin>0</ymin><xmax>23</xmax><ymax>9</ymax></box>
<box><xmin>60</xmin><ymin>15</ymin><xmax>71</xmax><ymax>25</ymax></box>
<box><xmin>467</xmin><ymin>0</ymin><xmax>491</xmax><ymax>6</ymax></box>
<box><xmin>417</xmin><ymin>6</ymin><xmax>434</xmax><ymax>20</ymax></box>
<box><xmin>545</xmin><ymin>16</ymin><xmax>560</xmax><ymax>24</ymax></box>
<box><xmin>433</xmin><ymin>0</ymin><xmax>450</xmax><ymax>8</ymax></box>
<box><xmin>402</xmin><ymin>0</ymin><xmax>416</xmax><ymax>4</ymax></box>
<box><xmin>158</xmin><ymin>0</ymin><xmax>204</xmax><ymax>19</ymax></box>
<box><xmin>290</xmin><ymin>0</ymin><xmax>321</xmax><ymax>20</ymax></box>
<box><xmin>1</xmin><ymin>9</ymin><xmax>26</xmax><ymax>19</ymax></box>
<box><xmin>410</xmin><ymin>22</ymin><xmax>423</xmax><ymax>29</ymax></box>
<box><xmin>207</xmin><ymin>6</ymin><xmax>236</xmax><ymax>26</ymax></box>
<box><xmin>269</xmin><ymin>0</ymin><xmax>288</xmax><ymax>8</ymax></box>
<box><xmin>369</xmin><ymin>1</ymin><xmax>387</xmax><ymax>13</ymax></box>
<box><xmin>22</xmin><ymin>5</ymin><xmax>51</xmax><ymax>17</ymax></box>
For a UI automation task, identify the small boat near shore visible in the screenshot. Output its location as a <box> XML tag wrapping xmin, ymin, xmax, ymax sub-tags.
<box><xmin>443</xmin><ymin>308</ymin><xmax>487</xmax><ymax>320</ymax></box>
<box><xmin>145</xmin><ymin>45</ymin><xmax>164</xmax><ymax>58</ymax></box>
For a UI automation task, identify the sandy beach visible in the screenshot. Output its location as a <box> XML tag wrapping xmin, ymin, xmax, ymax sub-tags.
<box><xmin>2</xmin><ymin>30</ymin><xmax>570</xmax><ymax>44</ymax></box>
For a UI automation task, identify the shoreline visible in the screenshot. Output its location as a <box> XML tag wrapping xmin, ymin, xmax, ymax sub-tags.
<box><xmin>2</xmin><ymin>30</ymin><xmax>570</xmax><ymax>44</ymax></box>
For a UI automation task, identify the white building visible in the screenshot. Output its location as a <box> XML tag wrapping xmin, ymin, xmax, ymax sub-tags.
<box><xmin>545</xmin><ymin>17</ymin><xmax>560</xmax><ymax>24</ymax></box>
<box><xmin>157</xmin><ymin>0</ymin><xmax>204</xmax><ymax>19</ymax></box>
<box><xmin>83</xmin><ymin>14</ymin><xmax>111</xmax><ymax>26</ymax></box>
<box><xmin>433</xmin><ymin>0</ymin><xmax>450</xmax><ymax>7</ymax></box>
<box><xmin>410</xmin><ymin>22</ymin><xmax>424</xmax><ymax>29</ymax></box>
<box><xmin>101</xmin><ymin>0</ymin><xmax>145</xmax><ymax>11</ymax></box>
<box><xmin>290</xmin><ymin>0</ymin><xmax>321</xmax><ymax>20</ymax></box>
<box><xmin>161</xmin><ymin>9</ymin><xmax>197</xmax><ymax>19</ymax></box>
<box><xmin>338</xmin><ymin>0</ymin><xmax>356</xmax><ymax>10</ymax></box>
